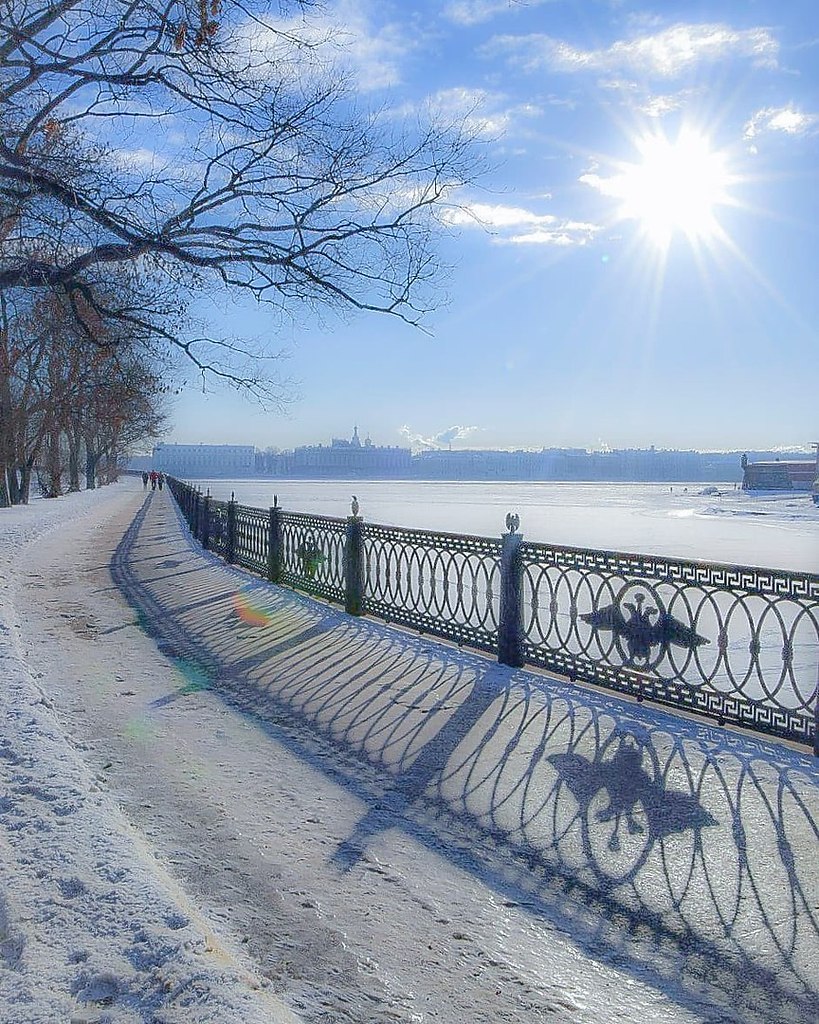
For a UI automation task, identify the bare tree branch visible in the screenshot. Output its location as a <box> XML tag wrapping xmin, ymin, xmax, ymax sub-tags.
<box><xmin>0</xmin><ymin>0</ymin><xmax>480</xmax><ymax>401</ymax></box>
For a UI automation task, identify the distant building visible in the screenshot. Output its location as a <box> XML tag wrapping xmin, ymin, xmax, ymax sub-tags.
<box><xmin>411</xmin><ymin>447</ymin><xmax>745</xmax><ymax>483</ymax></box>
<box><xmin>257</xmin><ymin>428</ymin><xmax>412</xmax><ymax>478</ymax></box>
<box><xmin>151</xmin><ymin>434</ymin><xmax>815</xmax><ymax>486</ymax></box>
<box><xmin>413</xmin><ymin>448</ymin><xmax>550</xmax><ymax>480</ymax></box>
<box><xmin>153</xmin><ymin>443</ymin><xmax>255</xmax><ymax>478</ymax></box>
<box><xmin>741</xmin><ymin>450</ymin><xmax>818</xmax><ymax>492</ymax></box>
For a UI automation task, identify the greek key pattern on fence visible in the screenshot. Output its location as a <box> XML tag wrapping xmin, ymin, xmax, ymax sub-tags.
<box><xmin>531</xmin><ymin>544</ymin><xmax>819</xmax><ymax>601</ymax></box>
<box><xmin>279</xmin><ymin>511</ymin><xmax>347</xmax><ymax>604</ymax></box>
<box><xmin>165</xmin><ymin>480</ymin><xmax>817</xmax><ymax>749</ymax></box>
<box><xmin>519</xmin><ymin>542</ymin><xmax>818</xmax><ymax>745</ymax></box>
<box><xmin>362</xmin><ymin>523</ymin><xmax>501</xmax><ymax>652</ymax></box>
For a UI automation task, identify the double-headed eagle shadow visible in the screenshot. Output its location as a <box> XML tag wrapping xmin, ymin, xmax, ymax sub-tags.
<box><xmin>581</xmin><ymin>591</ymin><xmax>709</xmax><ymax>665</ymax></box>
<box><xmin>549</xmin><ymin>740</ymin><xmax>718</xmax><ymax>874</ymax></box>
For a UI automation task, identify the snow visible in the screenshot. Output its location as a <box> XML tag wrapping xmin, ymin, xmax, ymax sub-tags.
<box><xmin>1</xmin><ymin>480</ymin><xmax>817</xmax><ymax>1024</ymax></box>
<box><xmin>0</xmin><ymin>484</ymin><xmax>299</xmax><ymax>1023</ymax></box>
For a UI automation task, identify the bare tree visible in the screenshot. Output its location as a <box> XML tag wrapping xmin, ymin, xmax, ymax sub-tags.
<box><xmin>0</xmin><ymin>288</ymin><xmax>169</xmax><ymax>504</ymax></box>
<box><xmin>79</xmin><ymin>346</ymin><xmax>169</xmax><ymax>489</ymax></box>
<box><xmin>0</xmin><ymin>293</ymin><xmax>48</xmax><ymax>503</ymax></box>
<box><xmin>0</xmin><ymin>1</ymin><xmax>478</xmax><ymax>400</ymax></box>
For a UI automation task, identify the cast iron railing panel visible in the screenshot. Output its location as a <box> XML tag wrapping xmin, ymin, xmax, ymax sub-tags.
<box><xmin>206</xmin><ymin>498</ymin><xmax>230</xmax><ymax>559</ymax></box>
<box><xmin>234</xmin><ymin>504</ymin><xmax>270</xmax><ymax>576</ymax></box>
<box><xmin>279</xmin><ymin>510</ymin><xmax>346</xmax><ymax>604</ymax></box>
<box><xmin>520</xmin><ymin>542</ymin><xmax>818</xmax><ymax>745</ymax></box>
<box><xmin>362</xmin><ymin>522</ymin><xmax>501</xmax><ymax>652</ymax></box>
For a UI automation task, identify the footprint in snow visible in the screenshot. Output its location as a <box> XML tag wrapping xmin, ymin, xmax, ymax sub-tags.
<box><xmin>58</xmin><ymin>877</ymin><xmax>87</xmax><ymax>899</ymax></box>
<box><xmin>72</xmin><ymin>970</ymin><xmax>120</xmax><ymax>1006</ymax></box>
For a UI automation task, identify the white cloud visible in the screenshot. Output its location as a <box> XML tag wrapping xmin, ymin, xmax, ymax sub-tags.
<box><xmin>444</xmin><ymin>200</ymin><xmax>598</xmax><ymax>245</ymax></box>
<box><xmin>444</xmin><ymin>201</ymin><xmax>556</xmax><ymax>229</ymax></box>
<box><xmin>599</xmin><ymin>78</ymin><xmax>639</xmax><ymax>93</ymax></box>
<box><xmin>114</xmin><ymin>147</ymin><xmax>163</xmax><ymax>171</ymax></box>
<box><xmin>394</xmin><ymin>87</ymin><xmax>541</xmax><ymax>140</ymax></box>
<box><xmin>578</xmin><ymin>171</ymin><xmax>622</xmax><ymax>199</ymax></box>
<box><xmin>507</xmin><ymin>228</ymin><xmax>594</xmax><ymax>246</ymax></box>
<box><xmin>109</xmin><ymin>146</ymin><xmax>202</xmax><ymax>184</ymax></box>
<box><xmin>744</xmin><ymin>105</ymin><xmax>818</xmax><ymax>139</ymax></box>
<box><xmin>599</xmin><ymin>78</ymin><xmax>691</xmax><ymax>118</ymax></box>
<box><xmin>637</xmin><ymin>93</ymin><xmax>687</xmax><ymax>117</ymax></box>
<box><xmin>486</xmin><ymin>22</ymin><xmax>779</xmax><ymax>78</ymax></box>
<box><xmin>428</xmin><ymin>87</ymin><xmax>512</xmax><ymax>137</ymax></box>
<box><xmin>444</xmin><ymin>0</ymin><xmax>552</xmax><ymax>27</ymax></box>
<box><xmin>399</xmin><ymin>424</ymin><xmax>479</xmax><ymax>449</ymax></box>
<box><xmin>240</xmin><ymin>1</ymin><xmax>414</xmax><ymax>91</ymax></box>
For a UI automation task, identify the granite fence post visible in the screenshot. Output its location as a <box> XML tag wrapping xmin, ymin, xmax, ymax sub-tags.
<box><xmin>498</xmin><ymin>518</ymin><xmax>524</xmax><ymax>668</ymax></box>
<box><xmin>226</xmin><ymin>493</ymin><xmax>237</xmax><ymax>564</ymax></box>
<box><xmin>201</xmin><ymin>492</ymin><xmax>211</xmax><ymax>550</ymax></box>
<box><xmin>345</xmin><ymin>511</ymin><xmax>364</xmax><ymax>616</ymax></box>
<box><xmin>268</xmin><ymin>498</ymin><xmax>282</xmax><ymax>583</ymax></box>
<box><xmin>193</xmin><ymin>488</ymin><xmax>201</xmax><ymax>540</ymax></box>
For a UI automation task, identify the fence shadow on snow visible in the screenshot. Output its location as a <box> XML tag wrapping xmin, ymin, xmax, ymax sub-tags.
<box><xmin>112</xmin><ymin>492</ymin><xmax>819</xmax><ymax>1024</ymax></box>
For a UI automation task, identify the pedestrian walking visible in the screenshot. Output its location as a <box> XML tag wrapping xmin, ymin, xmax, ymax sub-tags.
<box><xmin>158</xmin><ymin>472</ymin><xmax>164</xmax><ymax>491</ymax></box>
<box><xmin>150</xmin><ymin>470</ymin><xmax>158</xmax><ymax>490</ymax></box>
<box><xmin>142</xmin><ymin>471</ymin><xmax>149</xmax><ymax>488</ymax></box>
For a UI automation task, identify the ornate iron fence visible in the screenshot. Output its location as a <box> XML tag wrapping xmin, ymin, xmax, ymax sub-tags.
<box><xmin>205</xmin><ymin>498</ymin><xmax>230</xmax><ymax>559</ymax></box>
<box><xmin>362</xmin><ymin>523</ymin><xmax>500</xmax><ymax>652</ymax></box>
<box><xmin>164</xmin><ymin>478</ymin><xmax>818</xmax><ymax>751</ymax></box>
<box><xmin>519</xmin><ymin>543</ymin><xmax>818</xmax><ymax>746</ymax></box>
<box><xmin>279</xmin><ymin>510</ymin><xmax>347</xmax><ymax>604</ymax></box>
<box><xmin>233</xmin><ymin>504</ymin><xmax>269</xmax><ymax>576</ymax></box>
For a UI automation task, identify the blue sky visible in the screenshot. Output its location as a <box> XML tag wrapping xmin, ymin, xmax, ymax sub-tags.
<box><xmin>166</xmin><ymin>0</ymin><xmax>819</xmax><ymax>453</ymax></box>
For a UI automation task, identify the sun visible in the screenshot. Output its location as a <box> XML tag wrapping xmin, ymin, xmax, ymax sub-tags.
<box><xmin>606</xmin><ymin>127</ymin><xmax>733</xmax><ymax>248</ymax></box>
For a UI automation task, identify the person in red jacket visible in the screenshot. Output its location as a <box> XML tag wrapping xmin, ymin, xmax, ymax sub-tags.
<box><xmin>149</xmin><ymin>470</ymin><xmax>158</xmax><ymax>490</ymax></box>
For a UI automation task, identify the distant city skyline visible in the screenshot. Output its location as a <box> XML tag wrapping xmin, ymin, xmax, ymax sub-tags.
<box><xmin>152</xmin><ymin>424</ymin><xmax>815</xmax><ymax>457</ymax></box>
<box><xmin>148</xmin><ymin>436</ymin><xmax>816</xmax><ymax>483</ymax></box>
<box><xmin>148</xmin><ymin>429</ymin><xmax>813</xmax><ymax>458</ymax></box>
<box><xmin>159</xmin><ymin>0</ymin><xmax>818</xmax><ymax>451</ymax></box>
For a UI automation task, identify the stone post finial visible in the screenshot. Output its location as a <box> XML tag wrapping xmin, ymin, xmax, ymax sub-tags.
<box><xmin>505</xmin><ymin>512</ymin><xmax>520</xmax><ymax>534</ymax></box>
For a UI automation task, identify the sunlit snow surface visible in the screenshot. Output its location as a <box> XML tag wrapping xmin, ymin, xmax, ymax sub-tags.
<box><xmin>1</xmin><ymin>481</ymin><xmax>816</xmax><ymax>1024</ymax></box>
<box><xmin>0</xmin><ymin>486</ymin><xmax>296</xmax><ymax>1024</ymax></box>
<box><xmin>194</xmin><ymin>480</ymin><xmax>818</xmax><ymax>572</ymax></box>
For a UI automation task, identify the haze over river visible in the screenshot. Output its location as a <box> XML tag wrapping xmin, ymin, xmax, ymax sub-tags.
<box><xmin>187</xmin><ymin>480</ymin><xmax>818</xmax><ymax>574</ymax></box>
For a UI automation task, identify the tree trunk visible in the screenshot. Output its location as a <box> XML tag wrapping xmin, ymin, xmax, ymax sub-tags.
<box><xmin>66</xmin><ymin>428</ymin><xmax>81</xmax><ymax>492</ymax></box>
<box><xmin>17</xmin><ymin>461</ymin><xmax>32</xmax><ymax>504</ymax></box>
<box><xmin>43</xmin><ymin>427</ymin><xmax>63</xmax><ymax>497</ymax></box>
<box><xmin>5</xmin><ymin>464</ymin><xmax>21</xmax><ymax>504</ymax></box>
<box><xmin>104</xmin><ymin>446</ymin><xmax>120</xmax><ymax>484</ymax></box>
<box><xmin>85</xmin><ymin>448</ymin><xmax>99</xmax><ymax>490</ymax></box>
<box><xmin>0</xmin><ymin>464</ymin><xmax>10</xmax><ymax>507</ymax></box>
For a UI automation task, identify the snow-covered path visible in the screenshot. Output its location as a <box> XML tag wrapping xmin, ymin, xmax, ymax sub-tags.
<box><xmin>0</xmin><ymin>483</ymin><xmax>298</xmax><ymax>1023</ymax></box>
<box><xmin>3</xmin><ymin>480</ymin><xmax>818</xmax><ymax>1023</ymax></box>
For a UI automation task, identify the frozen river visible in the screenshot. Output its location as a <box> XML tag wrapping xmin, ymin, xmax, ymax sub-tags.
<box><xmin>187</xmin><ymin>479</ymin><xmax>818</xmax><ymax>573</ymax></box>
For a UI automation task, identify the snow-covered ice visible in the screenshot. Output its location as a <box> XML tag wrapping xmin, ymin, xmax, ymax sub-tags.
<box><xmin>194</xmin><ymin>478</ymin><xmax>819</xmax><ymax>572</ymax></box>
<box><xmin>1</xmin><ymin>479</ymin><xmax>817</xmax><ymax>1023</ymax></box>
